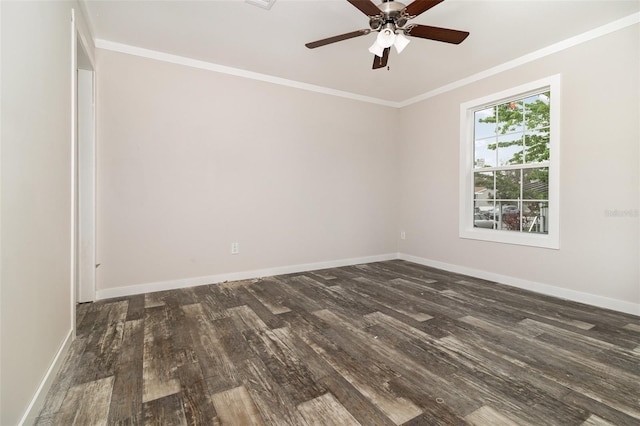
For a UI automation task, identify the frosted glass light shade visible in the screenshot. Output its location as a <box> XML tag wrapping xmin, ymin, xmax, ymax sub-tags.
<box><xmin>377</xmin><ymin>28</ymin><xmax>396</xmax><ymax>48</ymax></box>
<box><xmin>394</xmin><ymin>32</ymin><xmax>410</xmax><ymax>53</ymax></box>
<box><xmin>368</xmin><ymin>41</ymin><xmax>385</xmax><ymax>57</ymax></box>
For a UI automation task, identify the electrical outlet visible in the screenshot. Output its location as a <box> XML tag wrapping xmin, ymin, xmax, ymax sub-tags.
<box><xmin>400</xmin><ymin>231</ymin><xmax>406</xmax><ymax>240</ymax></box>
<box><xmin>231</xmin><ymin>242</ymin><xmax>239</xmax><ymax>255</ymax></box>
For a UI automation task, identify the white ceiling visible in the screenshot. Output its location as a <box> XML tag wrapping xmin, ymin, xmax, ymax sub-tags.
<box><xmin>82</xmin><ymin>0</ymin><xmax>640</xmax><ymax>103</ymax></box>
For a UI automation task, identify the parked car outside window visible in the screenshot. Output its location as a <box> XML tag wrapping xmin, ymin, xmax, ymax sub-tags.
<box><xmin>474</xmin><ymin>213</ymin><xmax>497</xmax><ymax>229</ymax></box>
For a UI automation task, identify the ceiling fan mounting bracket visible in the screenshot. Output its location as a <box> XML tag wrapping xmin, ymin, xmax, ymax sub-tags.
<box><xmin>369</xmin><ymin>0</ymin><xmax>408</xmax><ymax>32</ymax></box>
<box><xmin>379</xmin><ymin>0</ymin><xmax>405</xmax><ymax>16</ymax></box>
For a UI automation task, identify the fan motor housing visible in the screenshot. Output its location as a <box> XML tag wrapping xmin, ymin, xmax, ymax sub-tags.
<box><xmin>379</xmin><ymin>0</ymin><xmax>406</xmax><ymax>15</ymax></box>
<box><xmin>373</xmin><ymin>0</ymin><xmax>408</xmax><ymax>30</ymax></box>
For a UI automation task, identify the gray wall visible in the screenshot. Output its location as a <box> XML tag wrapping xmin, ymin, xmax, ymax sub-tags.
<box><xmin>96</xmin><ymin>49</ymin><xmax>400</xmax><ymax>293</ymax></box>
<box><xmin>1</xmin><ymin>1</ymin><xmax>94</xmax><ymax>424</ymax></box>
<box><xmin>398</xmin><ymin>24</ymin><xmax>639</xmax><ymax>310</ymax></box>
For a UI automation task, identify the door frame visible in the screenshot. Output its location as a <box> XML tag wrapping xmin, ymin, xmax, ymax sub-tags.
<box><xmin>71</xmin><ymin>9</ymin><xmax>97</xmax><ymax>335</ymax></box>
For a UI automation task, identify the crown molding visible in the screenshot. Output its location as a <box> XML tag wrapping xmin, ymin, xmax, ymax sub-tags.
<box><xmin>399</xmin><ymin>11</ymin><xmax>640</xmax><ymax>107</ymax></box>
<box><xmin>95</xmin><ymin>11</ymin><xmax>639</xmax><ymax>109</ymax></box>
<box><xmin>94</xmin><ymin>39</ymin><xmax>401</xmax><ymax>108</ymax></box>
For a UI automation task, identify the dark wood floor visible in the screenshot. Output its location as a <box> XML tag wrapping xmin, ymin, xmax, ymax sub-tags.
<box><xmin>36</xmin><ymin>260</ymin><xmax>640</xmax><ymax>425</ymax></box>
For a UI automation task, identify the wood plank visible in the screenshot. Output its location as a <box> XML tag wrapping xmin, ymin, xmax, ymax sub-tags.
<box><xmin>465</xmin><ymin>405</ymin><xmax>522</xmax><ymax>426</ymax></box>
<box><xmin>229</xmin><ymin>305</ymin><xmax>327</xmax><ymax>405</ymax></box>
<box><xmin>175</xmin><ymin>361</ymin><xmax>218</xmax><ymax>425</ymax></box>
<box><xmin>622</xmin><ymin>323</ymin><xmax>640</xmax><ymax>332</ymax></box>
<box><xmin>239</xmin><ymin>314</ymin><xmax>364</xmax><ymax>425</ymax></box>
<box><xmin>297</xmin><ymin>393</ymin><xmax>361</xmax><ymax>426</ymax></box>
<box><xmin>143</xmin><ymin>392</ymin><xmax>188</xmax><ymax>426</ymax></box>
<box><xmin>311</xmin><ymin>309</ymin><xmax>484</xmax><ymax>419</ymax></box>
<box><xmin>238</xmin><ymin>356</ymin><xmax>308</xmax><ymax>425</ymax></box>
<box><xmin>582</xmin><ymin>414</ymin><xmax>618</xmax><ymax>426</ymax></box>
<box><xmin>351</xmin><ymin>276</ymin><xmax>444</xmax><ymax>318</ymax></box>
<box><xmin>460</xmin><ymin>315</ymin><xmax>640</xmax><ymax>420</ymax></box>
<box><xmin>309</xmin><ymin>269</ymin><xmax>339</xmax><ymax>281</ymax></box>
<box><xmin>75</xmin><ymin>301</ymin><xmax>102</xmax><ymax>338</ymax></box>
<box><xmin>290</xmin><ymin>275</ymin><xmax>377</xmax><ymax>319</ymax></box>
<box><xmin>247</xmin><ymin>278</ymin><xmax>292</xmax><ymax>315</ymax></box>
<box><xmin>142</xmin><ymin>307</ymin><xmax>181</xmax><ymax>403</ymax></box>
<box><xmin>560</xmin><ymin>387</ymin><xmax>640</xmax><ymax>426</ymax></box>
<box><xmin>211</xmin><ymin>385</ymin><xmax>265</xmax><ymax>425</ymax></box>
<box><xmin>76</xmin><ymin>302</ymin><xmax>91</xmax><ymax>327</ymax></box>
<box><xmin>192</xmin><ymin>284</ymin><xmax>230</xmax><ymax>320</ymax></box>
<box><xmin>301</xmin><ymin>310</ymin><xmax>423</xmax><ymax>425</ymax></box>
<box><xmin>270</xmin><ymin>275</ymin><xmax>325</xmax><ymax>312</ymax></box>
<box><xmin>55</xmin><ymin>376</ymin><xmax>114</xmax><ymax>425</ymax></box>
<box><xmin>107</xmin><ymin>319</ymin><xmax>144</xmax><ymax>424</ymax></box>
<box><xmin>126</xmin><ymin>294</ymin><xmax>145</xmax><ymax>321</ymax></box>
<box><xmin>73</xmin><ymin>300</ymin><xmax>129</xmax><ymax>385</ymax></box>
<box><xmin>316</xmin><ymin>373</ymin><xmax>396</xmax><ymax>426</ymax></box>
<box><xmin>181</xmin><ymin>303</ymin><xmax>242</xmax><ymax>394</ymax></box>
<box><xmin>144</xmin><ymin>292</ymin><xmax>166</xmax><ymax>308</ymax></box>
<box><xmin>237</xmin><ymin>286</ymin><xmax>286</xmax><ymax>329</ymax></box>
<box><xmin>37</xmin><ymin>336</ymin><xmax>88</xmax><ymax>417</ymax></box>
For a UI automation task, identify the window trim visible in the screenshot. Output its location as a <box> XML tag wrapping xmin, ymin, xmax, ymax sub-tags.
<box><xmin>459</xmin><ymin>75</ymin><xmax>560</xmax><ymax>249</ymax></box>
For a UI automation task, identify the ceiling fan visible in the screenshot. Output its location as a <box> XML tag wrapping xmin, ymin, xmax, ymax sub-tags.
<box><xmin>305</xmin><ymin>0</ymin><xmax>469</xmax><ymax>69</ymax></box>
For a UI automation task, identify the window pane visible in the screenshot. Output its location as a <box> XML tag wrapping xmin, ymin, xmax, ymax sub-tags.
<box><xmin>524</xmin><ymin>92</ymin><xmax>550</xmax><ymax>130</ymax></box>
<box><xmin>495</xmin><ymin>200</ymin><xmax>521</xmax><ymax>231</ymax></box>
<box><xmin>522</xmin><ymin>201</ymin><xmax>549</xmax><ymax>234</ymax></box>
<box><xmin>475</xmin><ymin>137</ymin><xmax>496</xmax><ymax>168</ymax></box>
<box><xmin>524</xmin><ymin>129</ymin><xmax>550</xmax><ymax>164</ymax></box>
<box><xmin>474</xmin><ymin>171</ymin><xmax>497</xmax><ymax>229</ymax></box>
<box><xmin>474</xmin><ymin>200</ymin><xmax>495</xmax><ymax>216</ymax></box>
<box><xmin>473</xmin><ymin>207</ymin><xmax>497</xmax><ymax>229</ymax></box>
<box><xmin>474</xmin><ymin>171</ymin><xmax>494</xmax><ymax>193</ymax></box>
<box><xmin>496</xmin><ymin>100</ymin><xmax>524</xmax><ymax>134</ymax></box>
<box><xmin>502</xmin><ymin>211</ymin><xmax>521</xmax><ymax>232</ymax></box>
<box><xmin>474</xmin><ymin>107</ymin><xmax>497</xmax><ymax>139</ymax></box>
<box><xmin>497</xmin><ymin>133</ymin><xmax>523</xmax><ymax>166</ymax></box>
<box><xmin>495</xmin><ymin>170</ymin><xmax>520</xmax><ymax>200</ymax></box>
<box><xmin>523</xmin><ymin>168</ymin><xmax>549</xmax><ymax>200</ymax></box>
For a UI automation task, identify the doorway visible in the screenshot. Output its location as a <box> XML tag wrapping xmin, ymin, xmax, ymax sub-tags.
<box><xmin>75</xmin><ymin>31</ymin><xmax>96</xmax><ymax>303</ymax></box>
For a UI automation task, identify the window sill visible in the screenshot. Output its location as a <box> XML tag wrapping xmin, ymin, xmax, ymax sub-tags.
<box><xmin>459</xmin><ymin>227</ymin><xmax>559</xmax><ymax>249</ymax></box>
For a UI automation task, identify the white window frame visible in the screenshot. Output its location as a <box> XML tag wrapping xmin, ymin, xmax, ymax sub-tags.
<box><xmin>459</xmin><ymin>75</ymin><xmax>560</xmax><ymax>249</ymax></box>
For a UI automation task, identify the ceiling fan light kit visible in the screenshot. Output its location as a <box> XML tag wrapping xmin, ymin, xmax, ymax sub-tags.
<box><xmin>368</xmin><ymin>28</ymin><xmax>410</xmax><ymax>56</ymax></box>
<box><xmin>305</xmin><ymin>0</ymin><xmax>469</xmax><ymax>70</ymax></box>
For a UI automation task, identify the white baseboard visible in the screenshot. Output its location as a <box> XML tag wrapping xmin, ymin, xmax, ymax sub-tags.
<box><xmin>96</xmin><ymin>253</ymin><xmax>398</xmax><ymax>300</ymax></box>
<box><xmin>96</xmin><ymin>252</ymin><xmax>638</xmax><ymax>316</ymax></box>
<box><xmin>398</xmin><ymin>253</ymin><xmax>639</xmax><ymax>316</ymax></box>
<box><xmin>18</xmin><ymin>329</ymin><xmax>73</xmax><ymax>426</ymax></box>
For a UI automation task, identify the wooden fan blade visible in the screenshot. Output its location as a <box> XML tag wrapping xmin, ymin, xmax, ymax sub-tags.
<box><xmin>405</xmin><ymin>0</ymin><xmax>445</xmax><ymax>17</ymax></box>
<box><xmin>406</xmin><ymin>24</ymin><xmax>469</xmax><ymax>44</ymax></box>
<box><xmin>305</xmin><ymin>29</ymin><xmax>370</xmax><ymax>49</ymax></box>
<box><xmin>372</xmin><ymin>47</ymin><xmax>390</xmax><ymax>69</ymax></box>
<box><xmin>347</xmin><ymin>0</ymin><xmax>381</xmax><ymax>16</ymax></box>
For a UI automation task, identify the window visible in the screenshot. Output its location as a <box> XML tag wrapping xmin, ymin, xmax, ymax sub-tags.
<box><xmin>459</xmin><ymin>76</ymin><xmax>560</xmax><ymax>249</ymax></box>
